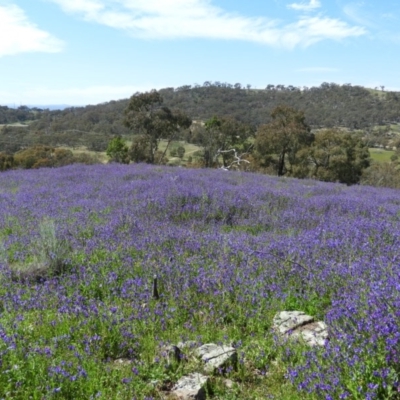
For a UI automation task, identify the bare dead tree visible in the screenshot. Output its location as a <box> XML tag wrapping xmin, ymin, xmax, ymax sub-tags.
<box><xmin>215</xmin><ymin>147</ymin><xmax>252</xmax><ymax>171</ymax></box>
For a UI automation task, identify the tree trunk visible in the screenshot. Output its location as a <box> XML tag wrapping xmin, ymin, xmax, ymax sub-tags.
<box><xmin>278</xmin><ymin>151</ymin><xmax>285</xmax><ymax>176</ymax></box>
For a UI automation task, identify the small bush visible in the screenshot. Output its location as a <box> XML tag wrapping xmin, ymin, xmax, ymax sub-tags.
<box><xmin>106</xmin><ymin>137</ymin><xmax>129</xmax><ymax>164</ymax></box>
<box><xmin>177</xmin><ymin>145</ymin><xmax>185</xmax><ymax>159</ymax></box>
<box><xmin>13</xmin><ymin>145</ymin><xmax>75</xmax><ymax>169</ymax></box>
<box><xmin>11</xmin><ymin>218</ymin><xmax>72</xmax><ymax>282</ymax></box>
<box><xmin>361</xmin><ymin>161</ymin><xmax>400</xmax><ymax>188</ymax></box>
<box><xmin>169</xmin><ymin>148</ymin><xmax>177</xmax><ymax>157</ymax></box>
<box><xmin>0</xmin><ymin>152</ymin><xmax>14</xmax><ymax>171</ymax></box>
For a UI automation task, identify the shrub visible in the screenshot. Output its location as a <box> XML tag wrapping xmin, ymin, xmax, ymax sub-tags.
<box><xmin>361</xmin><ymin>161</ymin><xmax>400</xmax><ymax>188</ymax></box>
<box><xmin>0</xmin><ymin>152</ymin><xmax>14</xmax><ymax>171</ymax></box>
<box><xmin>13</xmin><ymin>145</ymin><xmax>75</xmax><ymax>169</ymax></box>
<box><xmin>177</xmin><ymin>145</ymin><xmax>185</xmax><ymax>159</ymax></box>
<box><xmin>11</xmin><ymin>145</ymin><xmax>101</xmax><ymax>170</ymax></box>
<box><xmin>11</xmin><ymin>218</ymin><xmax>72</xmax><ymax>282</ymax></box>
<box><xmin>106</xmin><ymin>137</ymin><xmax>129</xmax><ymax>164</ymax></box>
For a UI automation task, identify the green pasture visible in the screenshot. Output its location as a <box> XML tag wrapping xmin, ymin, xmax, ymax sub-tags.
<box><xmin>123</xmin><ymin>139</ymin><xmax>203</xmax><ymax>166</ymax></box>
<box><xmin>64</xmin><ymin>146</ymin><xmax>109</xmax><ymax>164</ymax></box>
<box><xmin>369</xmin><ymin>148</ymin><xmax>395</xmax><ymax>163</ymax></box>
<box><xmin>60</xmin><ymin>139</ymin><xmax>202</xmax><ymax>166</ymax></box>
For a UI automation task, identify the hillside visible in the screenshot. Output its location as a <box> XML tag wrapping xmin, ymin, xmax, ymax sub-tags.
<box><xmin>1</xmin><ymin>82</ymin><xmax>399</xmax><ymax>154</ymax></box>
<box><xmin>0</xmin><ymin>163</ymin><xmax>399</xmax><ymax>398</ymax></box>
<box><xmin>0</xmin><ymin>105</ymin><xmax>43</xmax><ymax>124</ymax></box>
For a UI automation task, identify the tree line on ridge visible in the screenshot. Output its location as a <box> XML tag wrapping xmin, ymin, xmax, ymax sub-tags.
<box><xmin>1</xmin><ymin>82</ymin><xmax>400</xmax><ymax>187</ymax></box>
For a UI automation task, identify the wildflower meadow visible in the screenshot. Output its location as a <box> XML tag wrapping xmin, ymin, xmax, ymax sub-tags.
<box><xmin>0</xmin><ymin>163</ymin><xmax>399</xmax><ymax>399</ymax></box>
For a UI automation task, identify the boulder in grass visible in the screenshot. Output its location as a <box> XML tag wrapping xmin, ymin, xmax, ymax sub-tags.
<box><xmin>290</xmin><ymin>321</ymin><xmax>329</xmax><ymax>347</ymax></box>
<box><xmin>273</xmin><ymin>311</ymin><xmax>315</xmax><ymax>334</ymax></box>
<box><xmin>158</xmin><ymin>341</ymin><xmax>198</xmax><ymax>367</ymax></box>
<box><xmin>194</xmin><ymin>343</ymin><xmax>237</xmax><ymax>374</ymax></box>
<box><xmin>170</xmin><ymin>373</ymin><xmax>209</xmax><ymax>400</ymax></box>
<box><xmin>273</xmin><ymin>311</ymin><xmax>328</xmax><ymax>347</ymax></box>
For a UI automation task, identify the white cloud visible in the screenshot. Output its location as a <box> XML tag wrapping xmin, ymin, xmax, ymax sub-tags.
<box><xmin>287</xmin><ymin>0</ymin><xmax>321</xmax><ymax>12</ymax></box>
<box><xmin>0</xmin><ymin>4</ymin><xmax>63</xmax><ymax>57</ymax></box>
<box><xmin>48</xmin><ymin>0</ymin><xmax>365</xmax><ymax>49</ymax></box>
<box><xmin>278</xmin><ymin>16</ymin><xmax>365</xmax><ymax>48</ymax></box>
<box><xmin>342</xmin><ymin>2</ymin><xmax>374</xmax><ymax>27</ymax></box>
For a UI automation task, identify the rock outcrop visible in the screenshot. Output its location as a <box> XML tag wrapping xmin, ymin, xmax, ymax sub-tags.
<box><xmin>170</xmin><ymin>373</ymin><xmax>209</xmax><ymax>400</ymax></box>
<box><xmin>155</xmin><ymin>310</ymin><xmax>328</xmax><ymax>399</ymax></box>
<box><xmin>194</xmin><ymin>343</ymin><xmax>237</xmax><ymax>373</ymax></box>
<box><xmin>273</xmin><ymin>311</ymin><xmax>328</xmax><ymax>347</ymax></box>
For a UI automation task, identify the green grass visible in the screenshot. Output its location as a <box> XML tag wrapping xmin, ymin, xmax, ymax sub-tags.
<box><xmin>369</xmin><ymin>148</ymin><xmax>395</xmax><ymax>163</ymax></box>
<box><xmin>4</xmin><ymin>165</ymin><xmax>396</xmax><ymax>399</ymax></box>
<box><xmin>366</xmin><ymin>88</ymin><xmax>387</xmax><ymax>99</ymax></box>
<box><xmin>0</xmin><ymin>223</ymin><xmax>319</xmax><ymax>399</ymax></box>
<box><xmin>0</xmin><ymin>252</ymin><xmax>317</xmax><ymax>399</ymax></box>
<box><xmin>120</xmin><ymin>139</ymin><xmax>203</xmax><ymax>166</ymax></box>
<box><xmin>61</xmin><ymin>140</ymin><xmax>202</xmax><ymax>166</ymax></box>
<box><xmin>157</xmin><ymin>140</ymin><xmax>202</xmax><ymax>156</ymax></box>
<box><xmin>389</xmin><ymin>124</ymin><xmax>400</xmax><ymax>134</ymax></box>
<box><xmin>61</xmin><ymin>146</ymin><xmax>109</xmax><ymax>163</ymax></box>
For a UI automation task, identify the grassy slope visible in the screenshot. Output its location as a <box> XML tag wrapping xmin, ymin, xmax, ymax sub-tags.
<box><xmin>62</xmin><ymin>146</ymin><xmax>110</xmax><ymax>163</ymax></box>
<box><xmin>0</xmin><ymin>164</ymin><xmax>399</xmax><ymax>399</ymax></box>
<box><xmin>369</xmin><ymin>148</ymin><xmax>395</xmax><ymax>163</ymax></box>
<box><xmin>46</xmin><ymin>140</ymin><xmax>201</xmax><ymax>165</ymax></box>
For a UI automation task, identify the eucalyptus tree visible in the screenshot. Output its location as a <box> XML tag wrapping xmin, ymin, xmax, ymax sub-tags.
<box><xmin>200</xmin><ymin>115</ymin><xmax>254</xmax><ymax>168</ymax></box>
<box><xmin>308</xmin><ymin>129</ymin><xmax>370</xmax><ymax>185</ymax></box>
<box><xmin>255</xmin><ymin>105</ymin><xmax>314</xmax><ymax>176</ymax></box>
<box><xmin>124</xmin><ymin>90</ymin><xmax>191</xmax><ymax>164</ymax></box>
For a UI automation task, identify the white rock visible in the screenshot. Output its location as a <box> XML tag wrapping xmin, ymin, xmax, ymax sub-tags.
<box><xmin>171</xmin><ymin>373</ymin><xmax>209</xmax><ymax>400</ymax></box>
<box><xmin>224</xmin><ymin>378</ymin><xmax>234</xmax><ymax>389</ymax></box>
<box><xmin>273</xmin><ymin>311</ymin><xmax>328</xmax><ymax>347</ymax></box>
<box><xmin>113</xmin><ymin>358</ymin><xmax>132</xmax><ymax>366</ymax></box>
<box><xmin>291</xmin><ymin>321</ymin><xmax>329</xmax><ymax>347</ymax></box>
<box><xmin>195</xmin><ymin>343</ymin><xmax>237</xmax><ymax>373</ymax></box>
<box><xmin>273</xmin><ymin>311</ymin><xmax>314</xmax><ymax>335</ymax></box>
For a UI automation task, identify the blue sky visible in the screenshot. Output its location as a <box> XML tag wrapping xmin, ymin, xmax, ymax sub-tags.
<box><xmin>1</xmin><ymin>0</ymin><xmax>399</xmax><ymax>106</ymax></box>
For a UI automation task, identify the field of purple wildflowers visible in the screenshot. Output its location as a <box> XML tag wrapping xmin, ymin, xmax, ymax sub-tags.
<box><xmin>0</xmin><ymin>163</ymin><xmax>400</xmax><ymax>399</ymax></box>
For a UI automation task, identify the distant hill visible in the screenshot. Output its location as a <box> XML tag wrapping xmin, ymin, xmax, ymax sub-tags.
<box><xmin>0</xmin><ymin>105</ymin><xmax>42</xmax><ymax>125</ymax></box>
<box><xmin>34</xmin><ymin>82</ymin><xmax>400</xmax><ymax>129</ymax></box>
<box><xmin>30</xmin><ymin>104</ymin><xmax>73</xmax><ymax>111</ymax></box>
<box><xmin>6</xmin><ymin>104</ymin><xmax>73</xmax><ymax>111</ymax></box>
<box><xmin>1</xmin><ymin>82</ymin><xmax>399</xmax><ymax>153</ymax></box>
